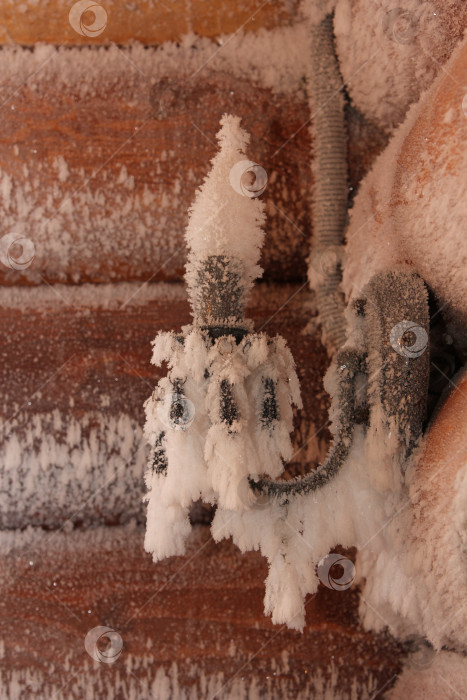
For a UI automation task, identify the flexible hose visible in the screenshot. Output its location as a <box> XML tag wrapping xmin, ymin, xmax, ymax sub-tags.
<box><xmin>307</xmin><ymin>13</ymin><xmax>348</xmax><ymax>355</ymax></box>
<box><xmin>250</xmin><ymin>13</ymin><xmax>353</xmax><ymax>500</ymax></box>
<box><xmin>251</xmin><ymin>348</ymin><xmax>363</xmax><ymax>502</ymax></box>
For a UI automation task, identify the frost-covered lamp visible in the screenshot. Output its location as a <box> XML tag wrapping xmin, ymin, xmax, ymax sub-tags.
<box><xmin>143</xmin><ymin>115</ymin><xmax>302</xmax><ymax>557</ymax></box>
<box><xmin>143</xmin><ymin>114</ymin><xmax>430</xmax><ymax>632</ymax></box>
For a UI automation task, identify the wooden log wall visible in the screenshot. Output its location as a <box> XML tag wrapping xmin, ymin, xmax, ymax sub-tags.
<box><xmin>1</xmin><ymin>1</ymin><xmax>465</xmax><ymax>697</ymax></box>
<box><xmin>0</xmin><ymin>283</ymin><xmax>331</xmax><ymax>530</ymax></box>
<box><xmin>0</xmin><ymin>526</ymin><xmax>405</xmax><ymax>698</ymax></box>
<box><xmin>0</xmin><ymin>0</ymin><xmax>302</xmax><ymax>45</ymax></box>
<box><xmin>0</xmin><ymin>48</ymin><xmax>387</xmax><ymax>287</ymax></box>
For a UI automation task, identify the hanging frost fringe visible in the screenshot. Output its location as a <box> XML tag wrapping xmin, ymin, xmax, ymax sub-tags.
<box><xmin>144</xmin><ymin>326</ymin><xmax>302</xmax><ymax>559</ymax></box>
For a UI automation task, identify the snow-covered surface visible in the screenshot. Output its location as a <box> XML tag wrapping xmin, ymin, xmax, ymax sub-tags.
<box><xmin>342</xmin><ymin>36</ymin><xmax>467</xmax><ymax>357</ymax></box>
<box><xmin>0</xmin><ymin>409</ymin><xmax>148</xmax><ymax>529</ymax></box>
<box><xmin>334</xmin><ymin>0</ymin><xmax>467</xmax><ymax>130</ymax></box>
<box><xmin>388</xmin><ymin>650</ymin><xmax>467</xmax><ymax>699</ymax></box>
<box><xmin>185</xmin><ymin>115</ymin><xmax>266</xmax><ymax>321</ymax></box>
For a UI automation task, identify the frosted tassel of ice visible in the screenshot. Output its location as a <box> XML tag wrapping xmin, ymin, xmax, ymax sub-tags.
<box><xmin>211</xmin><ymin>498</ymin><xmax>318</xmax><ymax>631</ymax></box>
<box><xmin>250</xmin><ymin>337</ymin><xmax>302</xmax><ymax>474</ymax></box>
<box><xmin>263</xmin><ymin>515</ymin><xmax>318</xmax><ymax>631</ymax></box>
<box><xmin>265</xmin><ymin>558</ymin><xmax>307</xmax><ymax>630</ymax></box>
<box><xmin>202</xmin><ymin>333</ymin><xmax>302</xmax><ymax>511</ymax></box>
<box><xmin>143</xmin><ymin>479</ymin><xmax>191</xmax><ymax>561</ymax></box>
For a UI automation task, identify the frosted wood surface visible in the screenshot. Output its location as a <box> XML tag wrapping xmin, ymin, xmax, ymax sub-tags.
<box><xmin>0</xmin><ymin>69</ymin><xmax>311</xmax><ymax>285</ymax></box>
<box><xmin>0</xmin><ymin>0</ymin><xmax>302</xmax><ymax>45</ymax></box>
<box><xmin>334</xmin><ymin>0</ymin><xmax>467</xmax><ymax>131</ymax></box>
<box><xmin>0</xmin><ymin>282</ymin><xmax>331</xmax><ymax>529</ymax></box>
<box><xmin>0</xmin><ymin>524</ymin><xmax>404</xmax><ymax>698</ymax></box>
<box><xmin>342</xmin><ymin>38</ymin><xmax>467</xmax><ymax>361</ymax></box>
<box><xmin>0</xmin><ymin>44</ymin><xmax>387</xmax><ymax>286</ymax></box>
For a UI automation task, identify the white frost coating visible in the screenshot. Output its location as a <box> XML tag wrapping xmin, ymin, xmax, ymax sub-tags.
<box><xmin>53</xmin><ymin>155</ymin><xmax>69</xmax><ymax>183</ymax></box>
<box><xmin>356</xmin><ymin>447</ymin><xmax>467</xmax><ymax>651</ymax></box>
<box><xmin>0</xmin><ymin>29</ymin><xmax>310</xmax><ymax>99</ymax></box>
<box><xmin>0</xmin><ymin>14</ymin><xmax>462</xmax><ymax>285</ymax></box>
<box><xmin>0</xmin><ymin>410</ymin><xmax>149</xmax><ymax>529</ymax></box>
<box><xmin>211</xmin><ymin>344</ymin><xmax>465</xmax><ymax>637</ymax></box>
<box><xmin>342</xmin><ymin>36</ymin><xmax>467</xmax><ymax>356</ymax></box>
<box><xmin>0</xmin><ymin>514</ymin><xmax>384</xmax><ymax>698</ymax></box>
<box><xmin>0</xmin><ymin>31</ymin><xmax>310</xmax><ymax>285</ymax></box>
<box><xmin>143</xmin><ymin>87</ymin><xmax>466</xmax><ymax>637</ymax></box>
<box><xmin>388</xmin><ymin>650</ymin><xmax>467</xmax><ymax>699</ymax></box>
<box><xmin>0</xmin><ymin>280</ymin><xmax>186</xmax><ymax>310</ymax></box>
<box><xmin>144</xmin><ymin>118</ymin><xmax>302</xmax><ymax>567</ymax></box>
<box><xmin>341</xmin><ymin>102</ymin><xmax>418</xmax><ymax>302</ymax></box>
<box><xmin>144</xmin><ymin>329</ymin><xmax>302</xmax><ymax>559</ymax></box>
<box><xmin>334</xmin><ymin>0</ymin><xmax>466</xmax><ymax>130</ymax></box>
<box><xmin>0</xmin><ymin>280</ymin><xmax>314</xmax><ymax>531</ymax></box>
<box><xmin>212</xmin><ymin>417</ymin><xmax>407</xmax><ymax>632</ymax></box>
<box><xmin>184</xmin><ymin>115</ymin><xmax>266</xmax><ymax>308</ymax></box>
<box><xmin>0</xmin><ymin>642</ymin><xmax>382</xmax><ymax>700</ymax></box>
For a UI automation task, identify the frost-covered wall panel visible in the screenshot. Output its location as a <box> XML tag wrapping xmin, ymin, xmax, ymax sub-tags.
<box><xmin>0</xmin><ymin>523</ymin><xmax>404</xmax><ymax>699</ymax></box>
<box><xmin>0</xmin><ymin>282</ymin><xmax>328</xmax><ymax>529</ymax></box>
<box><xmin>0</xmin><ymin>0</ymin><xmax>302</xmax><ymax>45</ymax></box>
<box><xmin>0</xmin><ymin>36</ymin><xmax>387</xmax><ymax>287</ymax></box>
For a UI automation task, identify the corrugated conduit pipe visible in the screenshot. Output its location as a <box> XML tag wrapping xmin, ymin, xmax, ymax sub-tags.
<box><xmin>306</xmin><ymin>11</ymin><xmax>348</xmax><ymax>356</ymax></box>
